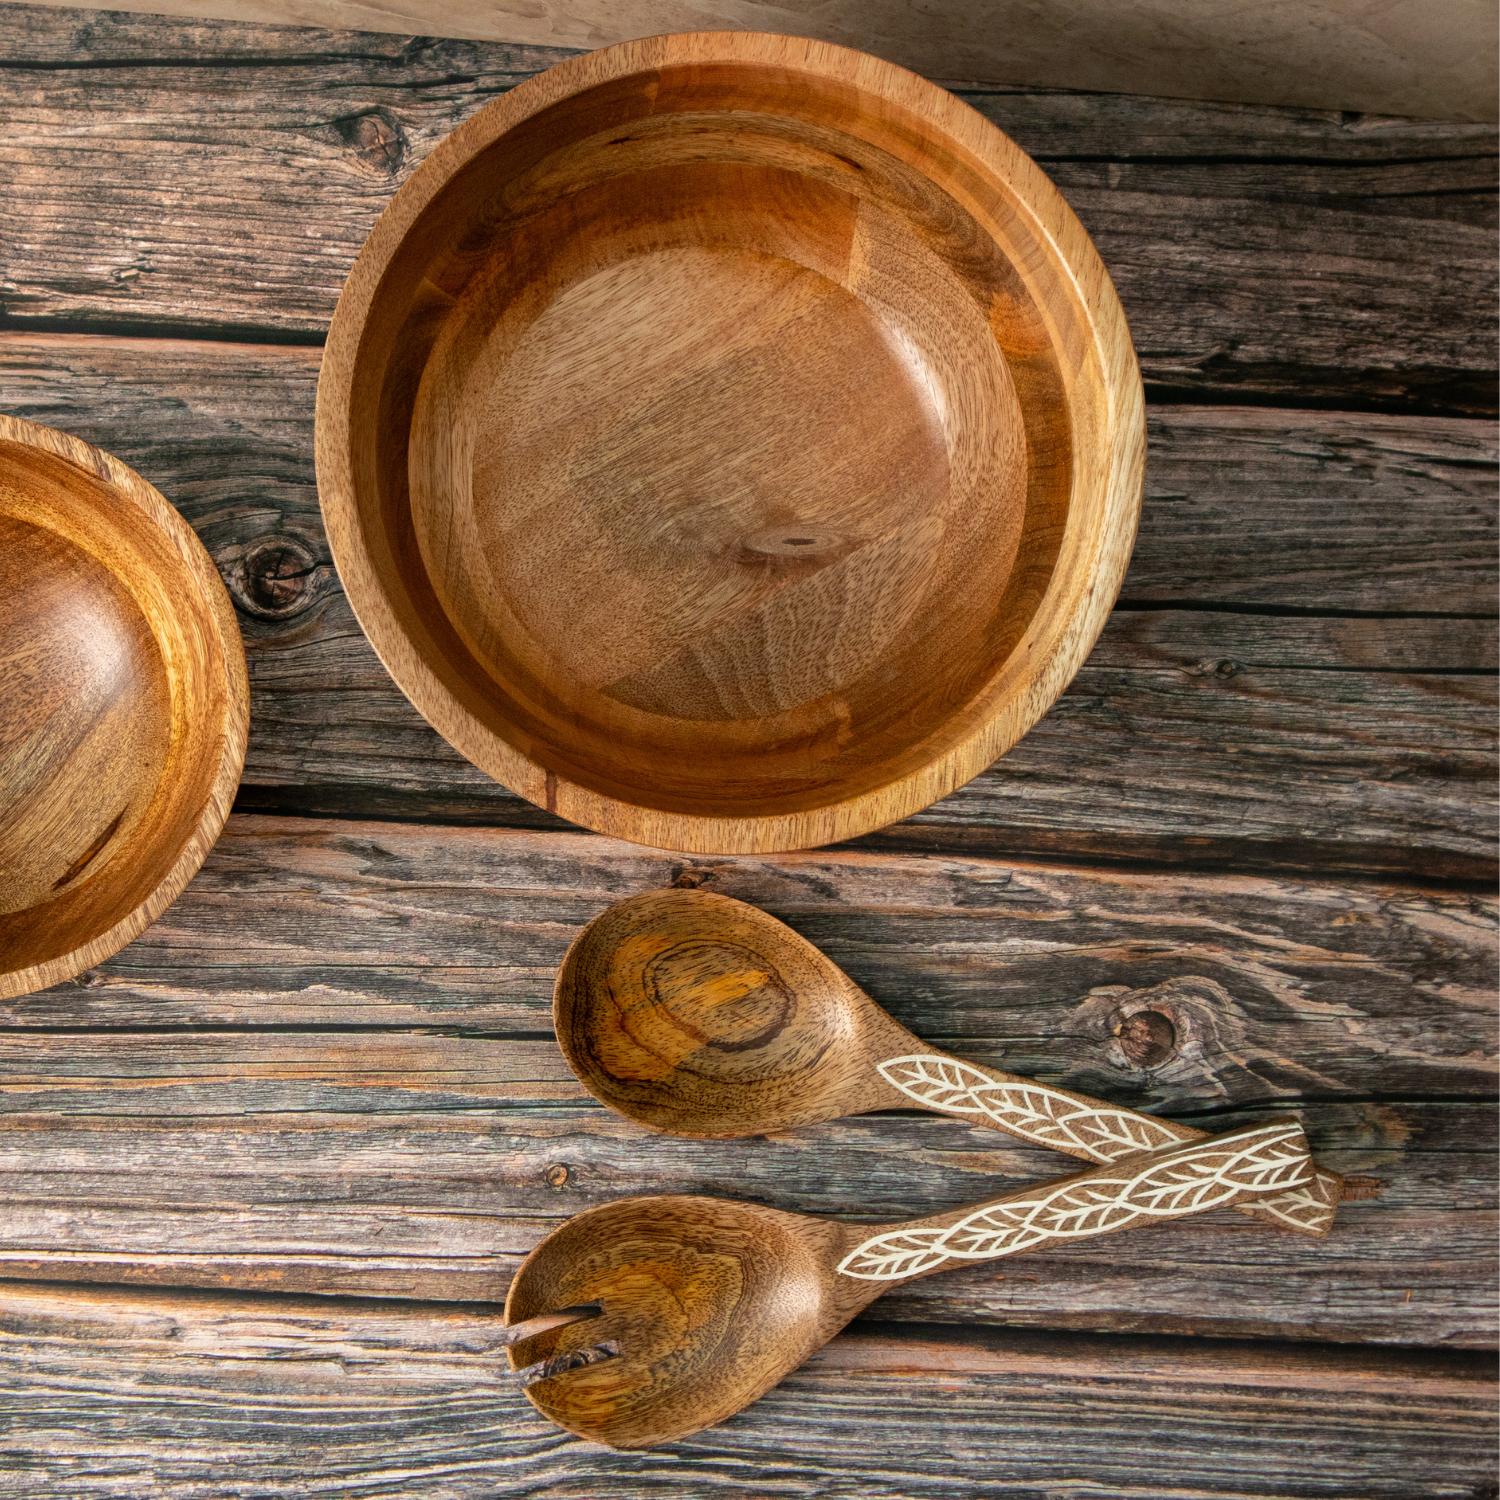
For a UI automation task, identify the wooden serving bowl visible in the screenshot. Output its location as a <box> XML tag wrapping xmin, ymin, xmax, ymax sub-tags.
<box><xmin>0</xmin><ymin>416</ymin><xmax>248</xmax><ymax>999</ymax></box>
<box><xmin>317</xmin><ymin>32</ymin><xmax>1143</xmax><ymax>853</ymax></box>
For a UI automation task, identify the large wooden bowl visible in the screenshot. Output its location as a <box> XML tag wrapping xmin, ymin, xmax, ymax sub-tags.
<box><xmin>317</xmin><ymin>32</ymin><xmax>1143</xmax><ymax>853</ymax></box>
<box><xmin>0</xmin><ymin>416</ymin><xmax>248</xmax><ymax>999</ymax></box>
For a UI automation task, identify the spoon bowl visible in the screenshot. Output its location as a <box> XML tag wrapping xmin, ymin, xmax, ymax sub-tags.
<box><xmin>555</xmin><ymin>886</ymin><xmax>897</xmax><ymax>1136</ymax></box>
<box><xmin>508</xmin><ymin>1117</ymin><xmax>1317</xmax><ymax>1447</ymax></box>
<box><xmin>505</xmin><ymin>1194</ymin><xmax>845</xmax><ymax>1449</ymax></box>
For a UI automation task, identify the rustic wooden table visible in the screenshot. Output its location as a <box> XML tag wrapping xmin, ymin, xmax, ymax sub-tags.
<box><xmin>1</xmin><ymin>7</ymin><xmax>1497</xmax><ymax>1496</ymax></box>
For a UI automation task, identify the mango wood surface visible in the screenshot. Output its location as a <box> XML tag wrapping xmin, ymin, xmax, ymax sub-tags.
<box><xmin>316</xmin><ymin>30</ymin><xmax>1145</xmax><ymax>851</ymax></box>
<box><xmin>0</xmin><ymin>414</ymin><xmax>248</xmax><ymax>998</ymax></box>
<box><xmin>4</xmin><ymin>1283</ymin><xmax>1494</xmax><ymax>1500</ymax></box>
<box><xmin>506</xmin><ymin>1122</ymin><xmax>1317</xmax><ymax>1447</ymax></box>
<box><xmin>0</xmin><ymin>5</ymin><xmax>1494</xmax><ymax>1493</ymax></box>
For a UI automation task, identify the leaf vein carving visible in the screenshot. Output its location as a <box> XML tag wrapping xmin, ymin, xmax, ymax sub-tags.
<box><xmin>837</xmin><ymin>1121</ymin><xmax>1311</xmax><ymax>1281</ymax></box>
<box><xmin>876</xmin><ymin>1053</ymin><xmax>1338</xmax><ymax>1238</ymax></box>
<box><xmin>877</xmin><ymin>1054</ymin><xmax>1182</xmax><ymax>1160</ymax></box>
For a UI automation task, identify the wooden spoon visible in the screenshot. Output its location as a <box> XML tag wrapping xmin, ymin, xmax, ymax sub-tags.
<box><xmin>554</xmin><ymin>888</ymin><xmax>1343</xmax><ymax>1237</ymax></box>
<box><xmin>507</xmin><ymin>1116</ymin><xmax>1315</xmax><ymax>1448</ymax></box>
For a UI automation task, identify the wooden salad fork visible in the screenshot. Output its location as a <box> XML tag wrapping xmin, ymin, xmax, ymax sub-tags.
<box><xmin>553</xmin><ymin>888</ymin><xmax>1343</xmax><ymax>1237</ymax></box>
<box><xmin>506</xmin><ymin>1116</ymin><xmax>1317</xmax><ymax>1448</ymax></box>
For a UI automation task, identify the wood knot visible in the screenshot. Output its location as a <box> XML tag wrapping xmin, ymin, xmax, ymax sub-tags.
<box><xmin>335</xmin><ymin>108</ymin><xmax>406</xmax><ymax>174</ymax></box>
<box><xmin>545</xmin><ymin>1164</ymin><xmax>570</xmax><ymax>1189</ymax></box>
<box><xmin>741</xmin><ymin>525</ymin><xmax>848</xmax><ymax>560</ymax></box>
<box><xmin>671</xmin><ymin>871</ymin><xmax>702</xmax><ymax>888</ymax></box>
<box><xmin>220</xmin><ymin>535</ymin><xmax>336</xmax><ymax>621</ymax></box>
<box><xmin>1115</xmin><ymin>1009</ymin><xmax>1177</xmax><ymax>1068</ymax></box>
<box><xmin>1189</xmin><ymin>658</ymin><xmax>1242</xmax><ymax>679</ymax></box>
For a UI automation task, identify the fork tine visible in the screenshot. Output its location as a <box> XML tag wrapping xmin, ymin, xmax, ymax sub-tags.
<box><xmin>514</xmin><ymin>1340</ymin><xmax>622</xmax><ymax>1388</ymax></box>
<box><xmin>502</xmin><ymin>1302</ymin><xmax>603</xmax><ymax>1346</ymax></box>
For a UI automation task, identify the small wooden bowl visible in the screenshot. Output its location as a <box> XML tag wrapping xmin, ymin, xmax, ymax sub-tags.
<box><xmin>317</xmin><ymin>33</ymin><xmax>1143</xmax><ymax>853</ymax></box>
<box><xmin>0</xmin><ymin>416</ymin><xmax>248</xmax><ymax>999</ymax></box>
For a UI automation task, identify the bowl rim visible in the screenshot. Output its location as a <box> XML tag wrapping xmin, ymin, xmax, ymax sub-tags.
<box><xmin>316</xmin><ymin>29</ymin><xmax>1145</xmax><ymax>855</ymax></box>
<box><xmin>0</xmin><ymin>414</ymin><xmax>250</xmax><ymax>999</ymax></box>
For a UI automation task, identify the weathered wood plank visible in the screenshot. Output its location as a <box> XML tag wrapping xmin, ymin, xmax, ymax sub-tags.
<box><xmin>3</xmin><ymin>8</ymin><xmax>1497</xmax><ymax>165</ymax></box>
<box><xmin>1</xmin><ymin>822</ymin><xmax>1492</xmax><ymax>1342</ymax></box>
<box><xmin>905</xmin><ymin>660</ymin><xmax>1496</xmax><ymax>874</ymax></box>
<box><xmin>1</xmin><ymin>334</ymin><xmax>1493</xmax><ymax>875</ymax></box>
<box><xmin>0</xmin><ymin>8</ymin><xmax>1493</xmax><ymax>412</ymax></box>
<box><xmin>1046</xmin><ymin>158</ymin><xmax>1500</xmax><ymax>229</ymax></box>
<box><xmin>231</xmin><ymin>649</ymin><xmax>1497</xmax><ymax>877</ymax></box>
<box><xmin>1129</xmin><ymin>404</ymin><xmax>1498</xmax><ymax>614</ymax></box>
<box><xmin>1</xmin><ymin>1282</ymin><xmax>1494</xmax><ymax>1499</ymax></box>
<box><xmin>7</xmin><ymin>821</ymin><xmax>1494</xmax><ymax>1104</ymax></box>
<box><xmin>0</xmin><ymin>1100</ymin><xmax>1490</xmax><ymax>1344</ymax></box>
<box><xmin>4</xmin><ymin>335</ymin><xmax>1490</xmax><ymax>614</ymax></box>
<box><xmin>1093</xmin><ymin>612</ymin><xmax>1497</xmax><ymax>673</ymax></box>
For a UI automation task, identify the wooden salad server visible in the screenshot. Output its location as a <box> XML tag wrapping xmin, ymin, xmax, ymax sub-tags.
<box><xmin>554</xmin><ymin>888</ymin><xmax>1343</xmax><ymax>1238</ymax></box>
<box><xmin>507</xmin><ymin>1116</ymin><xmax>1317</xmax><ymax>1448</ymax></box>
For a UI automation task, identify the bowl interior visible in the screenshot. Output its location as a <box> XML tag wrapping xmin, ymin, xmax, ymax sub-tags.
<box><xmin>0</xmin><ymin>438</ymin><xmax>235</xmax><ymax>986</ymax></box>
<box><xmin>343</xmin><ymin>56</ymin><xmax>1097</xmax><ymax>823</ymax></box>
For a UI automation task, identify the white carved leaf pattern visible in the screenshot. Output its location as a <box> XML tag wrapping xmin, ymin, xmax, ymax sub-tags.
<box><xmin>837</xmin><ymin>1229</ymin><xmax>951</xmax><ymax>1281</ymax></box>
<box><xmin>876</xmin><ymin>1053</ymin><xmax>1333</xmax><ymax>1236</ymax></box>
<box><xmin>878</xmin><ymin>1055</ymin><xmax>1184</xmax><ymax>1161</ymax></box>
<box><xmin>838</xmin><ymin>1122</ymin><xmax>1312</xmax><ymax>1281</ymax></box>
<box><xmin>1240</xmin><ymin>1172</ymin><xmax>1339</xmax><ymax>1235</ymax></box>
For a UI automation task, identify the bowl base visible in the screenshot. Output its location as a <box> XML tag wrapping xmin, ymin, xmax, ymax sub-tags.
<box><xmin>408</xmin><ymin>147</ymin><xmax>1031</xmax><ymax>811</ymax></box>
<box><xmin>0</xmin><ymin>511</ymin><xmax>169</xmax><ymax>917</ymax></box>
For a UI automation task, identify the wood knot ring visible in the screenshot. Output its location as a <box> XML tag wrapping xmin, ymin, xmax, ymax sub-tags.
<box><xmin>221</xmin><ymin>535</ymin><xmax>334</xmax><ymax>621</ymax></box>
<box><xmin>1115</xmin><ymin>1009</ymin><xmax>1177</xmax><ymax>1068</ymax></box>
<box><xmin>335</xmin><ymin>108</ymin><xmax>407</xmax><ymax>175</ymax></box>
<box><xmin>741</xmin><ymin>525</ymin><xmax>846</xmax><ymax>559</ymax></box>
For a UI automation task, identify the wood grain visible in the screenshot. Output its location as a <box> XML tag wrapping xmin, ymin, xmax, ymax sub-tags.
<box><xmin>3</xmin><ymin>8</ymin><xmax>1498</xmax><ymax>152</ymax></box>
<box><xmin>4</xmin><ymin>335</ymin><xmax>1490</xmax><ymax>615</ymax></box>
<box><xmin>2</xmin><ymin>333</ymin><xmax>1493</xmax><ymax>877</ymax></box>
<box><xmin>7</xmin><ymin>0</ymin><xmax>1499</xmax><ymax>124</ymax></box>
<box><xmin>3</xmin><ymin>1281</ymin><xmax>1493</xmax><ymax>1498</ymax></box>
<box><xmin>552</xmin><ymin>887</ymin><xmax>1342</xmax><ymax>1231</ymax></box>
<box><xmin>0</xmin><ymin>415</ymin><xmax>249</xmax><ymax>998</ymax></box>
<box><xmin>8</xmin><ymin>821</ymin><xmax>1493</xmax><ymax>1109</ymax></box>
<box><xmin>504</xmin><ymin>1121</ymin><xmax>1317</xmax><ymax>1446</ymax></box>
<box><xmin>0</xmin><ymin>1099</ymin><xmax>1488</xmax><ymax>1343</ymax></box>
<box><xmin>0</xmin><ymin>9</ymin><xmax>1493</xmax><ymax>413</ymax></box>
<box><xmin>316</xmin><ymin>29</ymin><xmax>1145</xmax><ymax>852</ymax></box>
<box><xmin>1</xmin><ymin>821</ymin><xmax>1492</xmax><ymax>1344</ymax></box>
<box><xmin>0</xmin><ymin>3</ymin><xmax>1492</xmax><ymax>1483</ymax></box>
